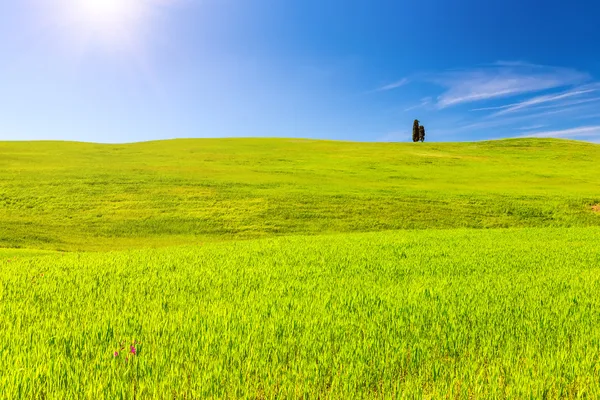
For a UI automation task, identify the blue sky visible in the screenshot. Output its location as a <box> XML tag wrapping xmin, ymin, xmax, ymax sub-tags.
<box><xmin>1</xmin><ymin>0</ymin><xmax>600</xmax><ymax>143</ymax></box>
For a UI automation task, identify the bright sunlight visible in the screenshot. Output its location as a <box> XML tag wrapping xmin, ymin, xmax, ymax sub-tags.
<box><xmin>52</xmin><ymin>0</ymin><xmax>153</xmax><ymax>48</ymax></box>
<box><xmin>74</xmin><ymin>0</ymin><xmax>143</xmax><ymax>30</ymax></box>
<box><xmin>28</xmin><ymin>0</ymin><xmax>179</xmax><ymax>53</ymax></box>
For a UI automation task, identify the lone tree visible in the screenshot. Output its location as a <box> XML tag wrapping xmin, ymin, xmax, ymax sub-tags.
<box><xmin>412</xmin><ymin>119</ymin><xmax>420</xmax><ymax>142</ymax></box>
<box><xmin>419</xmin><ymin>125</ymin><xmax>426</xmax><ymax>142</ymax></box>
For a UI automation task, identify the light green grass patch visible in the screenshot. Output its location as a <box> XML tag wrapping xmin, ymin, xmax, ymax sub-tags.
<box><xmin>1</xmin><ymin>228</ymin><xmax>600</xmax><ymax>398</ymax></box>
<box><xmin>1</xmin><ymin>138</ymin><xmax>599</xmax><ymax>251</ymax></box>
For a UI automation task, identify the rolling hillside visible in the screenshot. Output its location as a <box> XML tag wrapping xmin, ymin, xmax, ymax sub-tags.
<box><xmin>3</xmin><ymin>138</ymin><xmax>600</xmax><ymax>397</ymax></box>
<box><xmin>1</xmin><ymin>138</ymin><xmax>599</xmax><ymax>251</ymax></box>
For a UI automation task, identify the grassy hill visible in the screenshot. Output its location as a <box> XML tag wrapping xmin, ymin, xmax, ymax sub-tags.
<box><xmin>2</xmin><ymin>138</ymin><xmax>600</xmax><ymax>398</ymax></box>
<box><xmin>1</xmin><ymin>138</ymin><xmax>599</xmax><ymax>251</ymax></box>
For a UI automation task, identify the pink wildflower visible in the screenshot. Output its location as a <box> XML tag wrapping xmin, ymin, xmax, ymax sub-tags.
<box><xmin>113</xmin><ymin>351</ymin><xmax>119</xmax><ymax>357</ymax></box>
<box><xmin>130</xmin><ymin>346</ymin><xmax>136</xmax><ymax>355</ymax></box>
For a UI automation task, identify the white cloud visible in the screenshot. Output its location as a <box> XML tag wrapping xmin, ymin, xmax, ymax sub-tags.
<box><xmin>378</xmin><ymin>61</ymin><xmax>600</xmax><ymax>141</ymax></box>
<box><xmin>377</xmin><ymin>78</ymin><xmax>410</xmax><ymax>92</ymax></box>
<box><xmin>431</xmin><ymin>63</ymin><xmax>589</xmax><ymax>108</ymax></box>
<box><xmin>519</xmin><ymin>124</ymin><xmax>547</xmax><ymax>131</ymax></box>
<box><xmin>576</xmin><ymin>112</ymin><xmax>600</xmax><ymax>120</ymax></box>
<box><xmin>491</xmin><ymin>61</ymin><xmax>545</xmax><ymax>68</ymax></box>
<box><xmin>436</xmin><ymin>105</ymin><xmax>595</xmax><ymax>136</ymax></box>
<box><xmin>527</xmin><ymin>96</ymin><xmax>600</xmax><ymax>111</ymax></box>
<box><xmin>470</xmin><ymin>90</ymin><xmax>600</xmax><ymax>115</ymax></box>
<box><xmin>470</xmin><ymin>104</ymin><xmax>513</xmax><ymax>112</ymax></box>
<box><xmin>521</xmin><ymin>126</ymin><xmax>600</xmax><ymax>139</ymax></box>
<box><xmin>490</xmin><ymin>86</ymin><xmax>598</xmax><ymax>117</ymax></box>
<box><xmin>404</xmin><ymin>97</ymin><xmax>431</xmax><ymax>112</ymax></box>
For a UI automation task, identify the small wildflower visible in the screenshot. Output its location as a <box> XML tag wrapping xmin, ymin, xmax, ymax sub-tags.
<box><xmin>130</xmin><ymin>346</ymin><xmax>136</xmax><ymax>355</ymax></box>
<box><xmin>113</xmin><ymin>351</ymin><xmax>119</xmax><ymax>357</ymax></box>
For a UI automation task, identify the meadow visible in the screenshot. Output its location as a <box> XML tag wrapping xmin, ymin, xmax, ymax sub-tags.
<box><xmin>2</xmin><ymin>229</ymin><xmax>600</xmax><ymax>398</ymax></box>
<box><xmin>1</xmin><ymin>138</ymin><xmax>600</xmax><ymax>398</ymax></box>
<box><xmin>1</xmin><ymin>138</ymin><xmax>599</xmax><ymax>251</ymax></box>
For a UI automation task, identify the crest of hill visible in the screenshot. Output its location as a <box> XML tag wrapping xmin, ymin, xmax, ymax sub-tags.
<box><xmin>0</xmin><ymin>138</ymin><xmax>599</xmax><ymax>251</ymax></box>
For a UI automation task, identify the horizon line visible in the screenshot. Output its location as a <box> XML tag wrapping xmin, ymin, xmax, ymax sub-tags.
<box><xmin>0</xmin><ymin>137</ymin><xmax>596</xmax><ymax>146</ymax></box>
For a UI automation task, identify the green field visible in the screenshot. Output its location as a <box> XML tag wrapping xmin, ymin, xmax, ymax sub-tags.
<box><xmin>1</xmin><ymin>138</ymin><xmax>599</xmax><ymax>251</ymax></box>
<box><xmin>1</xmin><ymin>138</ymin><xmax>600</xmax><ymax>398</ymax></box>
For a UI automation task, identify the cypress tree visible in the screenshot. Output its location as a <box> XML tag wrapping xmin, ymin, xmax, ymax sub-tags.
<box><xmin>419</xmin><ymin>125</ymin><xmax>425</xmax><ymax>142</ymax></box>
<box><xmin>412</xmin><ymin>119</ymin><xmax>420</xmax><ymax>142</ymax></box>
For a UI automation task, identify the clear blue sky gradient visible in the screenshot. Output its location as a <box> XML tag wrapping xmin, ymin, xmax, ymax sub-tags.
<box><xmin>1</xmin><ymin>0</ymin><xmax>600</xmax><ymax>143</ymax></box>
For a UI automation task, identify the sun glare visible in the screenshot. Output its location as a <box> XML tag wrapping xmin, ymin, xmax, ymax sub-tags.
<box><xmin>32</xmin><ymin>0</ymin><xmax>173</xmax><ymax>55</ymax></box>
<box><xmin>52</xmin><ymin>0</ymin><xmax>151</xmax><ymax>47</ymax></box>
<box><xmin>76</xmin><ymin>0</ymin><xmax>141</xmax><ymax>27</ymax></box>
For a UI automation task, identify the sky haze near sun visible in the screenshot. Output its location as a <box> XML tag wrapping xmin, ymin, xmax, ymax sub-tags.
<box><xmin>1</xmin><ymin>0</ymin><xmax>600</xmax><ymax>143</ymax></box>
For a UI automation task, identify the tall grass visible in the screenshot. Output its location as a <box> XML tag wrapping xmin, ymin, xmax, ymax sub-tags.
<box><xmin>2</xmin><ymin>227</ymin><xmax>600</xmax><ymax>398</ymax></box>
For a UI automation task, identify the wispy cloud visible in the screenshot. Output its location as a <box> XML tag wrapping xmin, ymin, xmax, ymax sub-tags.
<box><xmin>519</xmin><ymin>124</ymin><xmax>547</xmax><ymax>131</ymax></box>
<box><xmin>529</xmin><ymin>96</ymin><xmax>600</xmax><ymax>111</ymax></box>
<box><xmin>521</xmin><ymin>126</ymin><xmax>600</xmax><ymax>140</ymax></box>
<box><xmin>378</xmin><ymin>61</ymin><xmax>600</xmax><ymax>142</ymax></box>
<box><xmin>470</xmin><ymin>104</ymin><xmax>513</xmax><ymax>112</ymax></box>
<box><xmin>404</xmin><ymin>97</ymin><xmax>431</xmax><ymax>112</ymax></box>
<box><xmin>377</xmin><ymin>78</ymin><xmax>410</xmax><ymax>92</ymax></box>
<box><xmin>576</xmin><ymin>112</ymin><xmax>600</xmax><ymax>120</ymax></box>
<box><xmin>470</xmin><ymin>86</ymin><xmax>599</xmax><ymax>114</ymax></box>
<box><xmin>491</xmin><ymin>61</ymin><xmax>545</xmax><ymax>68</ymax></box>
<box><xmin>436</xmin><ymin>105</ymin><xmax>596</xmax><ymax>136</ymax></box>
<box><xmin>490</xmin><ymin>86</ymin><xmax>598</xmax><ymax>117</ymax></box>
<box><xmin>431</xmin><ymin>63</ymin><xmax>589</xmax><ymax>108</ymax></box>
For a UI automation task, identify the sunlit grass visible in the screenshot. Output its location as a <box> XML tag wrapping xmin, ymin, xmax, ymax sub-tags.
<box><xmin>1</xmin><ymin>228</ymin><xmax>600</xmax><ymax>398</ymax></box>
<box><xmin>1</xmin><ymin>138</ymin><xmax>599</xmax><ymax>251</ymax></box>
<box><xmin>2</xmin><ymin>138</ymin><xmax>600</xmax><ymax>398</ymax></box>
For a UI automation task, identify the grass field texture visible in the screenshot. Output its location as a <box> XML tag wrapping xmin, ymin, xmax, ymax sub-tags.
<box><xmin>2</xmin><ymin>228</ymin><xmax>600</xmax><ymax>399</ymax></box>
<box><xmin>1</xmin><ymin>138</ymin><xmax>600</xmax><ymax>398</ymax></box>
<box><xmin>1</xmin><ymin>138</ymin><xmax>599</xmax><ymax>251</ymax></box>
